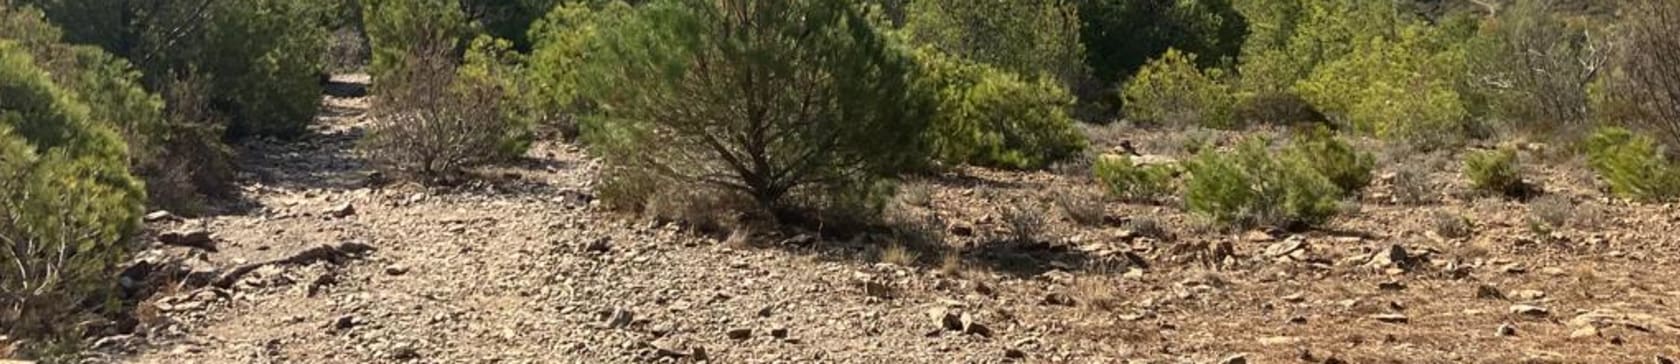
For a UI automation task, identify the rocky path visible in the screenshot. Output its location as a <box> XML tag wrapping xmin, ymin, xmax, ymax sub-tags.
<box><xmin>86</xmin><ymin>81</ymin><xmax>1680</xmax><ymax>363</ymax></box>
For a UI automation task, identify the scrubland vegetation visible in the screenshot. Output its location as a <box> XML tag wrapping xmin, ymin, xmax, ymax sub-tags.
<box><xmin>5</xmin><ymin>0</ymin><xmax>1680</xmax><ymax>361</ymax></box>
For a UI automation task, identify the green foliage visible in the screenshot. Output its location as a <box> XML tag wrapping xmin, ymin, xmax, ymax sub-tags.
<box><xmin>1122</xmin><ymin>48</ymin><xmax>1237</xmax><ymax>128</ymax></box>
<box><xmin>364</xmin><ymin>0</ymin><xmax>474</xmax><ymax>88</ymax></box>
<box><xmin>1585</xmin><ymin>127</ymin><xmax>1680</xmax><ymax>201</ymax></box>
<box><xmin>1603</xmin><ymin>0</ymin><xmax>1680</xmax><ymax>148</ymax></box>
<box><xmin>1183</xmin><ymin>137</ymin><xmax>1342</xmax><ymax>229</ymax></box>
<box><xmin>1235</xmin><ymin>0</ymin><xmax>1404</xmax><ymax>94</ymax></box>
<box><xmin>1233</xmin><ymin>91</ymin><xmax>1323</xmax><ymax>125</ymax></box>
<box><xmin>523</xmin><ymin>0</ymin><xmax>635</xmax><ymax>138</ymax></box>
<box><xmin>905</xmin><ymin>0</ymin><xmax>1087</xmax><ymax>88</ymax></box>
<box><xmin>361</xmin><ymin>35</ymin><xmax>528</xmax><ymax>180</ymax></box>
<box><xmin>1293</xmin><ymin>23</ymin><xmax>1471</xmax><ymax>142</ymax></box>
<box><xmin>1079</xmin><ymin>0</ymin><xmax>1247</xmax><ymax>92</ymax></box>
<box><xmin>578</xmin><ymin>0</ymin><xmax>935</xmax><ymax>211</ymax></box>
<box><xmin>463</xmin><ymin>0</ymin><xmax>564</xmax><ymax>50</ymax></box>
<box><xmin>916</xmin><ymin>49</ymin><xmax>1086</xmax><ymax>170</ymax></box>
<box><xmin>200</xmin><ymin>0</ymin><xmax>331</xmax><ymax>138</ymax></box>
<box><xmin>1285</xmin><ymin>126</ymin><xmax>1373</xmax><ymax>193</ymax></box>
<box><xmin>1462</xmin><ymin>147</ymin><xmax>1527</xmax><ymax>197</ymax></box>
<box><xmin>0</xmin><ymin>43</ymin><xmax>145</xmax><ymax>356</ymax></box>
<box><xmin>1092</xmin><ymin>154</ymin><xmax>1173</xmax><ymax>202</ymax></box>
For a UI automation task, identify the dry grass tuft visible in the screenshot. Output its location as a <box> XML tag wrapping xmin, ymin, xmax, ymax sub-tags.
<box><xmin>881</xmin><ymin>243</ymin><xmax>921</xmax><ymax>267</ymax></box>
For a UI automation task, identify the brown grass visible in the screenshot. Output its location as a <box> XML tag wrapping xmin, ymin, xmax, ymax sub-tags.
<box><xmin>880</xmin><ymin>243</ymin><xmax>920</xmax><ymax>267</ymax></box>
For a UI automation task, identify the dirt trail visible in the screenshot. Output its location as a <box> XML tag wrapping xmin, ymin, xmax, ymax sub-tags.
<box><xmin>86</xmin><ymin>79</ymin><xmax>1680</xmax><ymax>363</ymax></box>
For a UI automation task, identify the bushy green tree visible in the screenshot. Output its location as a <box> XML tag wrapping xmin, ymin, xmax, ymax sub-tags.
<box><xmin>1080</xmin><ymin>0</ymin><xmax>1247</xmax><ymax>94</ymax></box>
<box><xmin>199</xmin><ymin>0</ymin><xmax>331</xmax><ymax>138</ymax></box>
<box><xmin>364</xmin><ymin>0</ymin><xmax>475</xmax><ymax>87</ymax></box>
<box><xmin>1234</xmin><ymin>0</ymin><xmax>1402</xmax><ymax>94</ymax></box>
<box><xmin>916</xmin><ymin>48</ymin><xmax>1086</xmax><ymax>170</ymax></box>
<box><xmin>0</xmin><ymin>43</ymin><xmax>145</xmax><ymax>358</ymax></box>
<box><xmin>523</xmin><ymin>0</ymin><xmax>635</xmax><ymax>138</ymax></box>
<box><xmin>1585</xmin><ymin>127</ymin><xmax>1680</xmax><ymax>201</ymax></box>
<box><xmin>1183</xmin><ymin>137</ymin><xmax>1341</xmax><ymax>229</ymax></box>
<box><xmin>1121</xmin><ymin>48</ymin><xmax>1237</xmax><ymax>128</ymax></box>
<box><xmin>579</xmin><ymin>0</ymin><xmax>934</xmax><ymax>212</ymax></box>
<box><xmin>906</xmin><ymin>0</ymin><xmax>1087</xmax><ymax>88</ymax></box>
<box><xmin>1293</xmin><ymin>23</ymin><xmax>1471</xmax><ymax>142</ymax></box>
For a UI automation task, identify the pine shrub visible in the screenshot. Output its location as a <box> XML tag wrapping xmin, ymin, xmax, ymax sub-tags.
<box><xmin>1183</xmin><ymin>138</ymin><xmax>1342</xmax><ymax>229</ymax></box>
<box><xmin>1585</xmin><ymin>127</ymin><xmax>1680</xmax><ymax>201</ymax></box>
<box><xmin>1092</xmin><ymin>154</ymin><xmax>1174</xmax><ymax>203</ymax></box>
<box><xmin>1122</xmin><ymin>49</ymin><xmax>1238</xmax><ymax>129</ymax></box>
<box><xmin>1462</xmin><ymin>147</ymin><xmax>1528</xmax><ymax>198</ymax></box>
<box><xmin>917</xmin><ymin>48</ymin><xmax>1087</xmax><ymax>170</ymax></box>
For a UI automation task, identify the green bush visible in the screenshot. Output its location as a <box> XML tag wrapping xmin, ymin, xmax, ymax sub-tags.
<box><xmin>1183</xmin><ymin>138</ymin><xmax>1342</xmax><ymax>229</ymax></box>
<box><xmin>1585</xmin><ymin>127</ymin><xmax>1680</xmax><ymax>201</ymax></box>
<box><xmin>0</xmin><ymin>43</ymin><xmax>145</xmax><ymax>358</ymax></box>
<box><xmin>1122</xmin><ymin>49</ymin><xmax>1238</xmax><ymax>129</ymax></box>
<box><xmin>1092</xmin><ymin>154</ymin><xmax>1173</xmax><ymax>203</ymax></box>
<box><xmin>1466</xmin><ymin>0</ymin><xmax>1600</xmax><ymax>131</ymax></box>
<box><xmin>1462</xmin><ymin>147</ymin><xmax>1528</xmax><ymax>197</ymax></box>
<box><xmin>1285</xmin><ymin>127</ymin><xmax>1374</xmax><ymax>193</ymax></box>
<box><xmin>523</xmin><ymin>1</ymin><xmax>635</xmax><ymax>139</ymax></box>
<box><xmin>1234</xmin><ymin>0</ymin><xmax>1405</xmax><ymax>94</ymax></box>
<box><xmin>905</xmin><ymin>0</ymin><xmax>1087</xmax><ymax>88</ymax></box>
<box><xmin>916</xmin><ymin>48</ymin><xmax>1087</xmax><ymax>170</ymax></box>
<box><xmin>1293</xmin><ymin>24</ymin><xmax>1471</xmax><ymax>142</ymax></box>
<box><xmin>1234</xmin><ymin>91</ymin><xmax>1324</xmax><ymax>125</ymax></box>
<box><xmin>2</xmin><ymin>5</ymin><xmax>233</xmax><ymax>212</ymax></box>
<box><xmin>364</xmin><ymin>0</ymin><xmax>474</xmax><ymax>89</ymax></box>
<box><xmin>361</xmin><ymin>35</ymin><xmax>527</xmax><ymax>181</ymax></box>
<box><xmin>196</xmin><ymin>0</ymin><xmax>330</xmax><ymax>138</ymax></box>
<box><xmin>578</xmin><ymin>0</ymin><xmax>934</xmax><ymax>213</ymax></box>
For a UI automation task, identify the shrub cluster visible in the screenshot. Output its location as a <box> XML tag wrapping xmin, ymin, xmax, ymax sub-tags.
<box><xmin>1183</xmin><ymin>133</ymin><xmax>1368</xmax><ymax>229</ymax></box>
<box><xmin>1092</xmin><ymin>154</ymin><xmax>1174</xmax><ymax>203</ymax></box>
<box><xmin>1462</xmin><ymin>147</ymin><xmax>1529</xmax><ymax>198</ymax></box>
<box><xmin>1122</xmin><ymin>49</ymin><xmax>1237</xmax><ymax>129</ymax></box>
<box><xmin>916</xmin><ymin>49</ymin><xmax>1087</xmax><ymax>170</ymax></box>
<box><xmin>1585</xmin><ymin>127</ymin><xmax>1680</xmax><ymax>201</ymax></box>
<box><xmin>0</xmin><ymin>43</ymin><xmax>146</xmax><ymax>358</ymax></box>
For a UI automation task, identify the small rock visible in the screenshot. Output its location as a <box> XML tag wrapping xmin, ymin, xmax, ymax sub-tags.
<box><xmin>1218</xmin><ymin>353</ymin><xmax>1249</xmax><ymax>364</ymax></box>
<box><xmin>691</xmin><ymin>345</ymin><xmax>708</xmax><ymax>361</ymax></box>
<box><xmin>1244</xmin><ymin>230</ymin><xmax>1277</xmax><ymax>242</ymax></box>
<box><xmin>1377</xmin><ymin>281</ymin><xmax>1406</xmax><ymax>291</ymax></box>
<box><xmin>770</xmin><ymin>326</ymin><xmax>789</xmax><ymax>339</ymax></box>
<box><xmin>960</xmin><ymin>312</ymin><xmax>991</xmax><ymax>337</ymax></box>
<box><xmin>330</xmin><ymin>315</ymin><xmax>359</xmax><ymax>331</ymax></box>
<box><xmin>143</xmin><ymin>210</ymin><xmax>177</xmax><ymax>222</ymax></box>
<box><xmin>725</xmin><ymin>328</ymin><xmax>752</xmax><ymax>340</ymax></box>
<box><xmin>1004</xmin><ymin>348</ymin><xmax>1026</xmax><ymax>360</ymax></box>
<box><xmin>157</xmin><ymin>229</ymin><xmax>218</xmax><ymax>252</ymax></box>
<box><xmin>584</xmin><ymin>237</ymin><xmax>613</xmax><ymax>253</ymax></box>
<box><xmin>1508</xmin><ymin>304</ymin><xmax>1549</xmax><ymax>317</ymax></box>
<box><xmin>950</xmin><ymin>224</ymin><xmax>975</xmax><ymax>237</ymax></box>
<box><xmin>1655</xmin><ymin>355</ymin><xmax>1675</xmax><ymax>364</ymax></box>
<box><xmin>1510</xmin><ymin>289</ymin><xmax>1546</xmax><ymax>301</ymax></box>
<box><xmin>1265</xmin><ymin>236</ymin><xmax>1308</xmax><ymax>258</ymax></box>
<box><xmin>1042</xmin><ymin>292</ymin><xmax>1074</xmax><ymax>306</ymax></box>
<box><xmin>323</xmin><ymin>203</ymin><xmax>356</xmax><ymax>218</ymax></box>
<box><xmin>1569</xmin><ymin>325</ymin><xmax>1600</xmax><ymax>339</ymax></box>
<box><xmin>606</xmin><ymin>307</ymin><xmax>634</xmax><ymax>329</ymax></box>
<box><xmin>1281</xmin><ymin>293</ymin><xmax>1306</xmax><ymax>303</ymax></box>
<box><xmin>929</xmin><ymin>307</ymin><xmax>963</xmax><ymax>331</ymax></box>
<box><xmin>1496</xmin><ymin>323</ymin><xmax>1517</xmax><ymax>336</ymax></box>
<box><xmin>384</xmin><ymin>264</ymin><xmax>409</xmax><ymax>276</ymax></box>
<box><xmin>1474</xmin><ymin>285</ymin><xmax>1505</xmax><ymax>300</ymax></box>
<box><xmin>1370</xmin><ymin>313</ymin><xmax>1409</xmax><ymax>324</ymax></box>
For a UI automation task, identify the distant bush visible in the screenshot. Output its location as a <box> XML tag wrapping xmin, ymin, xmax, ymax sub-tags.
<box><xmin>1183</xmin><ymin>138</ymin><xmax>1342</xmax><ymax>229</ymax></box>
<box><xmin>1080</xmin><ymin>0</ymin><xmax>1247</xmax><ymax>96</ymax></box>
<box><xmin>1604</xmin><ymin>0</ymin><xmax>1680</xmax><ymax>149</ymax></box>
<box><xmin>361</xmin><ymin>36</ymin><xmax>525</xmax><ymax>181</ymax></box>
<box><xmin>1092</xmin><ymin>154</ymin><xmax>1174</xmax><ymax>203</ymax></box>
<box><xmin>906</xmin><ymin>0</ymin><xmax>1087</xmax><ymax>89</ymax></box>
<box><xmin>363</xmin><ymin>0</ymin><xmax>473</xmax><ymax>89</ymax></box>
<box><xmin>523</xmin><ymin>1</ymin><xmax>635</xmax><ymax>139</ymax></box>
<box><xmin>198</xmin><ymin>0</ymin><xmax>330</xmax><ymax>138</ymax></box>
<box><xmin>1285</xmin><ymin>127</ymin><xmax>1374</xmax><ymax>194</ymax></box>
<box><xmin>1462</xmin><ymin>147</ymin><xmax>1528</xmax><ymax>198</ymax></box>
<box><xmin>916</xmin><ymin>49</ymin><xmax>1087</xmax><ymax>170</ymax></box>
<box><xmin>0</xmin><ymin>43</ymin><xmax>146</xmax><ymax>358</ymax></box>
<box><xmin>579</xmin><ymin>0</ymin><xmax>933</xmax><ymax>215</ymax></box>
<box><xmin>1122</xmin><ymin>49</ymin><xmax>1237</xmax><ymax>129</ymax></box>
<box><xmin>1466</xmin><ymin>0</ymin><xmax>1603</xmax><ymax>133</ymax></box>
<box><xmin>1585</xmin><ymin>127</ymin><xmax>1680</xmax><ymax>201</ymax></box>
<box><xmin>1294</xmin><ymin>24</ymin><xmax>1471</xmax><ymax>142</ymax></box>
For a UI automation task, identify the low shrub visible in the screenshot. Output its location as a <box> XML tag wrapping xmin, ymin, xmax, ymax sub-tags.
<box><xmin>1055</xmin><ymin>191</ymin><xmax>1107</xmax><ymax>226</ymax></box>
<box><xmin>1584</xmin><ymin>126</ymin><xmax>1680</xmax><ymax>201</ymax></box>
<box><xmin>1121</xmin><ymin>49</ymin><xmax>1238</xmax><ymax>129</ymax></box>
<box><xmin>917</xmin><ymin>48</ymin><xmax>1087</xmax><ymax>170</ymax></box>
<box><xmin>360</xmin><ymin>36</ymin><xmax>524</xmax><ymax>181</ymax></box>
<box><xmin>1430</xmin><ymin>211</ymin><xmax>1475</xmax><ymax>239</ymax></box>
<box><xmin>1285</xmin><ymin>127</ymin><xmax>1374</xmax><ymax>194</ymax></box>
<box><xmin>1235</xmin><ymin>91</ymin><xmax>1326</xmax><ymax>125</ymax></box>
<box><xmin>1092</xmin><ymin>154</ymin><xmax>1173</xmax><ymax>202</ymax></box>
<box><xmin>1462</xmin><ymin>147</ymin><xmax>1529</xmax><ymax>198</ymax></box>
<box><xmin>1183</xmin><ymin>138</ymin><xmax>1342</xmax><ymax>229</ymax></box>
<box><xmin>1003</xmin><ymin>202</ymin><xmax>1047</xmax><ymax>243</ymax></box>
